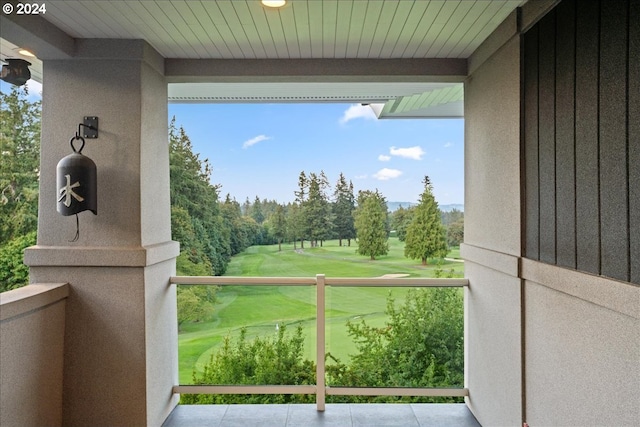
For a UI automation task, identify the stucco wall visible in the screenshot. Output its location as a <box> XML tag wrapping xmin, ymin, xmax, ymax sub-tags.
<box><xmin>0</xmin><ymin>284</ymin><xmax>68</xmax><ymax>427</ymax></box>
<box><xmin>522</xmin><ymin>260</ymin><xmax>639</xmax><ymax>426</ymax></box>
<box><xmin>463</xmin><ymin>12</ymin><xmax>523</xmax><ymax>426</ymax></box>
<box><xmin>518</xmin><ymin>1</ymin><xmax>640</xmax><ymax>424</ymax></box>
<box><xmin>25</xmin><ymin>39</ymin><xmax>179</xmax><ymax>427</ymax></box>
<box><xmin>464</xmin><ymin>1</ymin><xmax>640</xmax><ymax>426</ymax></box>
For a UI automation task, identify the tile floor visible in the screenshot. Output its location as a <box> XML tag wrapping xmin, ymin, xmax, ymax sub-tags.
<box><xmin>162</xmin><ymin>403</ymin><xmax>481</xmax><ymax>427</ymax></box>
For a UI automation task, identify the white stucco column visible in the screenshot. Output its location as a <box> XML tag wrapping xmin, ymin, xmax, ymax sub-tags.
<box><xmin>24</xmin><ymin>39</ymin><xmax>179</xmax><ymax>427</ymax></box>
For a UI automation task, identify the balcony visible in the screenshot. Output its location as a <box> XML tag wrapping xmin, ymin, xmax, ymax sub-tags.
<box><xmin>1</xmin><ymin>276</ymin><xmax>479</xmax><ymax>426</ymax></box>
<box><xmin>162</xmin><ymin>403</ymin><xmax>480</xmax><ymax>426</ymax></box>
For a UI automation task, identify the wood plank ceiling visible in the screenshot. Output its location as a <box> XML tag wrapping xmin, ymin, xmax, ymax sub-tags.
<box><xmin>2</xmin><ymin>1</ymin><xmax>525</xmax><ymax>115</ymax></box>
<box><xmin>41</xmin><ymin>0</ymin><xmax>522</xmax><ymax>59</ymax></box>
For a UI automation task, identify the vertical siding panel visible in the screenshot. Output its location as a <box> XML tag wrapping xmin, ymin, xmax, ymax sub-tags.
<box><xmin>538</xmin><ymin>12</ymin><xmax>557</xmax><ymax>265</ymax></box>
<box><xmin>524</xmin><ymin>27</ymin><xmax>540</xmax><ymax>260</ymax></box>
<box><xmin>555</xmin><ymin>0</ymin><xmax>576</xmax><ymax>269</ymax></box>
<box><xmin>575</xmin><ymin>0</ymin><xmax>601</xmax><ymax>276</ymax></box>
<box><xmin>599</xmin><ymin>0</ymin><xmax>629</xmax><ymax>281</ymax></box>
<box><xmin>629</xmin><ymin>0</ymin><xmax>639</xmax><ymax>284</ymax></box>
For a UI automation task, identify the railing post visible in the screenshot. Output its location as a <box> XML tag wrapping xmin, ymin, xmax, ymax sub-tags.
<box><xmin>315</xmin><ymin>274</ymin><xmax>326</xmax><ymax>412</ymax></box>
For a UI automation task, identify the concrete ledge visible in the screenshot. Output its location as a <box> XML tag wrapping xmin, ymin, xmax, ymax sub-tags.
<box><xmin>521</xmin><ymin>258</ymin><xmax>639</xmax><ymax>319</ymax></box>
<box><xmin>0</xmin><ymin>283</ymin><xmax>69</xmax><ymax>321</ymax></box>
<box><xmin>24</xmin><ymin>240</ymin><xmax>179</xmax><ymax>268</ymax></box>
<box><xmin>460</xmin><ymin>244</ymin><xmax>520</xmax><ymax>277</ymax></box>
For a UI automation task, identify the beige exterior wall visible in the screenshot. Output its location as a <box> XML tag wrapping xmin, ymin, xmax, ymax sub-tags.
<box><xmin>522</xmin><ymin>261</ymin><xmax>639</xmax><ymax>426</ymax></box>
<box><xmin>24</xmin><ymin>39</ymin><xmax>179</xmax><ymax>426</ymax></box>
<box><xmin>463</xmin><ymin>12</ymin><xmax>523</xmax><ymax>426</ymax></box>
<box><xmin>0</xmin><ymin>284</ymin><xmax>68</xmax><ymax>427</ymax></box>
<box><xmin>464</xmin><ymin>2</ymin><xmax>640</xmax><ymax>426</ymax></box>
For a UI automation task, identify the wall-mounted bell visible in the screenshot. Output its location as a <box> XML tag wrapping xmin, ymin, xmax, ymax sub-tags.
<box><xmin>56</xmin><ymin>135</ymin><xmax>97</xmax><ymax>216</ymax></box>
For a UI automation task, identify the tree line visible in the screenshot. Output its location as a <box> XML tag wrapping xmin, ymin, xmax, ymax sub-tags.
<box><xmin>0</xmin><ymin>89</ymin><xmax>463</xmax><ymax>293</ymax></box>
<box><xmin>1</xmin><ymin>88</ymin><xmax>465</xmax><ymax>404</ymax></box>
<box><xmin>0</xmin><ymin>87</ymin><xmax>40</xmax><ymax>292</ymax></box>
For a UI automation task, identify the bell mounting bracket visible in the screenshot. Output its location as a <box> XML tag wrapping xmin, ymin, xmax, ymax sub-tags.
<box><xmin>81</xmin><ymin>116</ymin><xmax>98</xmax><ymax>139</ymax></box>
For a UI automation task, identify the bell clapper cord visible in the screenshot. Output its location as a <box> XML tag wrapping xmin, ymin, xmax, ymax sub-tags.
<box><xmin>70</xmin><ymin>214</ymin><xmax>80</xmax><ymax>243</ymax></box>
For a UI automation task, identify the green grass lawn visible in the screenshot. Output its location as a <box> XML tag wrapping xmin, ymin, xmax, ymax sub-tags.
<box><xmin>178</xmin><ymin>238</ymin><xmax>463</xmax><ymax>383</ymax></box>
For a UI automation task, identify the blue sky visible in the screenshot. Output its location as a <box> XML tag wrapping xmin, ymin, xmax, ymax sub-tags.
<box><xmin>169</xmin><ymin>103</ymin><xmax>464</xmax><ymax>206</ymax></box>
<box><xmin>7</xmin><ymin>80</ymin><xmax>464</xmax><ymax>205</ymax></box>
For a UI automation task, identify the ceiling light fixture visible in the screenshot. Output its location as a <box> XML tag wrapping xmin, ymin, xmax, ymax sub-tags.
<box><xmin>17</xmin><ymin>49</ymin><xmax>36</xmax><ymax>58</ymax></box>
<box><xmin>261</xmin><ymin>0</ymin><xmax>286</xmax><ymax>8</ymax></box>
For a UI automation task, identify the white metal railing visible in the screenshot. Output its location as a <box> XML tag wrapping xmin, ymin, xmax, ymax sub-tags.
<box><xmin>170</xmin><ymin>274</ymin><xmax>469</xmax><ymax>411</ymax></box>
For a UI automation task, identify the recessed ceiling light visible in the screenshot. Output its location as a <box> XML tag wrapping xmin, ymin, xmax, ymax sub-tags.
<box><xmin>17</xmin><ymin>49</ymin><xmax>35</xmax><ymax>58</ymax></box>
<box><xmin>261</xmin><ymin>0</ymin><xmax>286</xmax><ymax>8</ymax></box>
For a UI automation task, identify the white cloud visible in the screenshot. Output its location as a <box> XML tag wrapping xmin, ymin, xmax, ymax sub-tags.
<box><xmin>354</xmin><ymin>174</ymin><xmax>368</xmax><ymax>180</ymax></box>
<box><xmin>378</xmin><ymin>154</ymin><xmax>391</xmax><ymax>162</ymax></box>
<box><xmin>339</xmin><ymin>104</ymin><xmax>377</xmax><ymax>124</ymax></box>
<box><xmin>242</xmin><ymin>134</ymin><xmax>271</xmax><ymax>149</ymax></box>
<box><xmin>373</xmin><ymin>168</ymin><xmax>403</xmax><ymax>181</ymax></box>
<box><xmin>390</xmin><ymin>145</ymin><xmax>425</xmax><ymax>160</ymax></box>
<box><xmin>444</xmin><ymin>141</ymin><xmax>453</xmax><ymax>148</ymax></box>
<box><xmin>23</xmin><ymin>79</ymin><xmax>42</xmax><ymax>101</ymax></box>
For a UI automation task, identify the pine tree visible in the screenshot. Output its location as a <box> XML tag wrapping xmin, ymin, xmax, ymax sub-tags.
<box><xmin>404</xmin><ymin>176</ymin><xmax>448</xmax><ymax>265</ymax></box>
<box><xmin>333</xmin><ymin>173</ymin><xmax>356</xmax><ymax>247</ymax></box>
<box><xmin>251</xmin><ymin>195</ymin><xmax>264</xmax><ymax>224</ymax></box>
<box><xmin>294</xmin><ymin>171</ymin><xmax>308</xmax><ymax>248</ymax></box>
<box><xmin>285</xmin><ymin>202</ymin><xmax>303</xmax><ymax>250</ymax></box>
<box><xmin>272</xmin><ymin>204</ymin><xmax>287</xmax><ymax>251</ymax></box>
<box><xmin>169</xmin><ymin>118</ymin><xmax>231</xmax><ymax>275</ymax></box>
<box><xmin>305</xmin><ymin>173</ymin><xmax>332</xmax><ymax>247</ymax></box>
<box><xmin>354</xmin><ymin>190</ymin><xmax>389</xmax><ymax>260</ymax></box>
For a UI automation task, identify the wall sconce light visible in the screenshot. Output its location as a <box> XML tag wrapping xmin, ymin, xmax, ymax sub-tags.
<box><xmin>57</xmin><ymin>119</ymin><xmax>99</xmax><ymax>241</ymax></box>
<box><xmin>0</xmin><ymin>58</ymin><xmax>31</xmax><ymax>86</ymax></box>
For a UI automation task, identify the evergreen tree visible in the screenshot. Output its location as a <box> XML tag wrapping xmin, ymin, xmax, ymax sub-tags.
<box><xmin>271</xmin><ymin>204</ymin><xmax>287</xmax><ymax>251</ymax></box>
<box><xmin>221</xmin><ymin>195</ymin><xmax>247</xmax><ymax>255</ymax></box>
<box><xmin>241</xmin><ymin>197</ymin><xmax>251</xmax><ymax>216</ymax></box>
<box><xmin>354</xmin><ymin>190</ymin><xmax>389</xmax><ymax>260</ymax></box>
<box><xmin>447</xmin><ymin>218</ymin><xmax>464</xmax><ymax>247</ymax></box>
<box><xmin>305</xmin><ymin>172</ymin><xmax>332</xmax><ymax>247</ymax></box>
<box><xmin>251</xmin><ymin>195</ymin><xmax>264</xmax><ymax>224</ymax></box>
<box><xmin>286</xmin><ymin>202</ymin><xmax>303</xmax><ymax>250</ymax></box>
<box><xmin>294</xmin><ymin>171</ymin><xmax>308</xmax><ymax>248</ymax></box>
<box><xmin>441</xmin><ymin>208</ymin><xmax>464</xmax><ymax>226</ymax></box>
<box><xmin>0</xmin><ymin>86</ymin><xmax>40</xmax><ymax>245</ymax></box>
<box><xmin>169</xmin><ymin>118</ymin><xmax>231</xmax><ymax>275</ymax></box>
<box><xmin>390</xmin><ymin>205</ymin><xmax>414</xmax><ymax>242</ymax></box>
<box><xmin>404</xmin><ymin>176</ymin><xmax>448</xmax><ymax>265</ymax></box>
<box><xmin>0</xmin><ymin>86</ymin><xmax>41</xmax><ymax>291</ymax></box>
<box><xmin>333</xmin><ymin>173</ymin><xmax>356</xmax><ymax>247</ymax></box>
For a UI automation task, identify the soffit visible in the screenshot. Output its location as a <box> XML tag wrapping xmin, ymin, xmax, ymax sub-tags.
<box><xmin>41</xmin><ymin>1</ymin><xmax>523</xmax><ymax>60</ymax></box>
<box><xmin>1</xmin><ymin>1</ymin><xmax>525</xmax><ymax>118</ymax></box>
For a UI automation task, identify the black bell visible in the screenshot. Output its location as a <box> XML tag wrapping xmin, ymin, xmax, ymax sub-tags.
<box><xmin>56</xmin><ymin>136</ymin><xmax>97</xmax><ymax>216</ymax></box>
